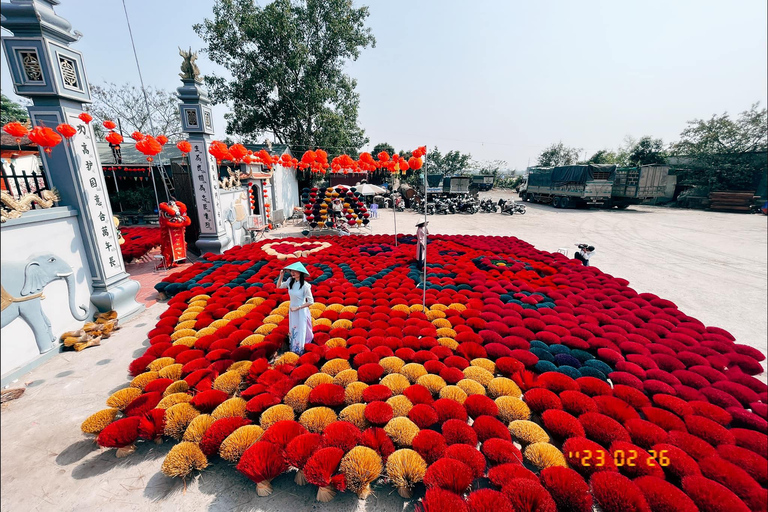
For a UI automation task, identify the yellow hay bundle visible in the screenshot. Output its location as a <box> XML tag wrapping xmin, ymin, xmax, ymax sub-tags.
<box><xmin>430</xmin><ymin>303</ymin><xmax>448</xmax><ymax>312</ymax></box>
<box><xmin>309</xmin><ymin>308</ymin><xmax>323</xmax><ymax>319</ymax></box>
<box><xmin>379</xmin><ymin>356</ymin><xmax>405</xmax><ymax>375</ymax></box>
<box><xmin>339</xmin><ymin>404</ymin><xmax>369</xmax><ymax>430</ymax></box>
<box><xmin>470</xmin><ymin>358</ymin><xmax>496</xmax><ymax>374</ymax></box>
<box><xmin>164</xmin><ymin>403</ymin><xmax>201</xmax><ymax>440</ymax></box>
<box><xmin>148</xmin><ymin>357</ymin><xmax>175</xmax><ymax>372</ymax></box>
<box><xmin>174</xmin><ymin>320</ymin><xmax>197</xmax><ymax>331</ymax></box>
<box><xmin>386</xmin><ymin>449</ymin><xmax>427</xmax><ymax>498</ymax></box>
<box><xmin>81</xmin><ymin>408</ymin><xmax>119</xmax><ymax>434</ymax></box>
<box><xmin>182</xmin><ymin>414</ymin><xmax>216</xmax><ymax>443</ymax></box>
<box><xmin>188</xmin><ymin>301</ymin><xmax>208</xmax><ymax>310</ymax></box>
<box><xmin>447</xmin><ymin>303</ymin><xmax>467</xmax><ymax>312</ymax></box>
<box><xmin>107</xmin><ymin>387</ymin><xmax>143</xmax><ymax>409</ymax></box>
<box><xmin>212</xmin><ymin>397</ymin><xmax>248</xmax><ymax>419</ymax></box>
<box><xmin>179</xmin><ymin>311</ymin><xmax>200</xmax><ymax>322</ymax></box>
<box><xmin>171</xmin><ymin>329</ymin><xmax>197</xmax><ymax>341</ymax></box>
<box><xmin>400</xmin><ymin>363</ymin><xmax>427</xmax><ymax>384</ymax></box>
<box><xmin>380</xmin><ymin>373</ymin><xmax>410</xmax><ymax>395</ymax></box>
<box><xmin>189</xmin><ymin>294</ymin><xmax>211</xmax><ymax>302</ymax></box>
<box><xmin>341</xmin><ymin>305</ymin><xmax>358</xmax><ymax>314</ymax></box>
<box><xmin>331</xmin><ymin>319</ymin><xmax>352</xmax><ymax>330</ymax></box>
<box><xmin>130</xmin><ymin>371</ymin><xmax>160</xmax><ymax>390</ymax></box>
<box><xmin>436</xmin><ymin>328</ymin><xmax>457</xmax><ymax>338</ymax></box>
<box><xmin>426</xmin><ymin>310</ymin><xmax>447</xmax><ymax>321</ymax></box>
<box><xmin>196</xmin><ymin>327</ymin><xmax>217</xmax><ymax>338</ymax></box>
<box><xmin>212</xmin><ymin>370</ymin><xmax>242</xmax><ymax>395</ymax></box>
<box><xmin>332</xmin><ymin>369</ymin><xmax>358</xmax><ymax>387</ymax></box>
<box><xmin>241</xmin><ymin>334</ymin><xmax>265</xmax><ymax>346</ymax></box>
<box><xmin>172</xmin><ymin>336</ymin><xmax>197</xmax><ymax>348</ymax></box>
<box><xmin>245</xmin><ymin>296</ymin><xmax>265</xmax><ymax>306</ymax></box>
<box><xmin>463</xmin><ymin>366</ymin><xmax>494</xmax><ymax>387</ymax></box>
<box><xmin>263</xmin><ymin>314</ymin><xmax>284</xmax><ymax>325</ymax></box>
<box><xmin>284</xmin><ymin>385</ymin><xmax>312</xmax><ymax>414</ymax></box>
<box><xmin>340</xmin><ymin>446</ymin><xmax>382</xmax><ymax>500</ymax></box>
<box><xmin>439</xmin><ymin>385</ymin><xmax>468</xmax><ymax>404</ymax></box>
<box><xmin>431</xmin><ymin>318</ymin><xmax>451</xmax><ymax>329</ymax></box>
<box><xmin>305</xmin><ymin>372</ymin><xmax>334</xmax><ymax>388</ymax></box>
<box><xmin>326</xmin><ymin>303</ymin><xmax>344</xmax><ymax>312</ymax></box>
<box><xmin>161</xmin><ymin>441</ymin><xmax>208</xmax><ymax>478</ymax></box>
<box><xmin>344</xmin><ymin>382</ymin><xmax>369</xmax><ymax>405</ymax></box>
<box><xmin>260</xmin><ymin>404</ymin><xmax>295</xmax><ymax>429</ymax></box>
<box><xmin>313</xmin><ymin>318</ymin><xmax>332</xmax><ymax>328</ymax></box>
<box><xmin>320</xmin><ymin>358</ymin><xmax>351</xmax><ymax>377</ymax></box>
<box><xmin>391</xmin><ymin>304</ymin><xmax>411</xmax><ymax>313</ymax></box>
<box><xmin>209</xmin><ymin>319</ymin><xmax>230</xmax><ymax>329</ymax></box>
<box><xmin>488</xmin><ymin>377</ymin><xmax>522</xmax><ymax>399</ymax></box>
<box><xmin>163</xmin><ymin>380</ymin><xmax>189</xmax><ymax>397</ymax></box>
<box><xmin>409</xmin><ymin>304</ymin><xmax>426</xmax><ymax>313</ymax></box>
<box><xmin>457</xmin><ymin>379</ymin><xmax>486</xmax><ymax>396</ymax></box>
<box><xmin>237</xmin><ymin>303</ymin><xmax>256</xmax><ymax>313</ymax></box>
<box><xmin>157</xmin><ymin>392</ymin><xmax>193</xmax><ymax>409</ymax></box>
<box><xmin>508</xmin><ymin>420</ymin><xmax>550</xmax><ymax>445</ymax></box>
<box><xmin>223</xmin><ymin>310</ymin><xmax>246</xmax><ymax>321</ymax></box>
<box><xmin>299</xmin><ymin>406</ymin><xmax>337</xmax><ymax>433</ymax></box>
<box><xmin>228</xmin><ymin>360</ymin><xmax>252</xmax><ymax>377</ymax></box>
<box><xmin>185</xmin><ymin>305</ymin><xmax>205</xmax><ymax>313</ymax></box>
<box><xmin>524</xmin><ymin>442</ymin><xmax>567</xmax><ymax>470</ymax></box>
<box><xmin>416</xmin><ymin>374</ymin><xmax>447</xmax><ymax>394</ymax></box>
<box><xmin>438</xmin><ymin>337</ymin><xmax>459</xmax><ymax>350</ymax></box>
<box><xmin>387</xmin><ymin>395</ymin><xmax>414</xmax><ymax>417</ymax></box>
<box><xmin>384</xmin><ymin>417</ymin><xmax>420</xmax><ymax>447</ymax></box>
<box><xmin>220</xmin><ymin>425</ymin><xmax>264</xmax><ymax>462</ymax></box>
<box><xmin>275</xmin><ymin>352</ymin><xmax>300</xmax><ymax>366</ymax></box>
<box><xmin>324</xmin><ymin>337</ymin><xmax>347</xmax><ymax>349</ymax></box>
<box><xmin>255</xmin><ymin>324</ymin><xmax>276</xmax><ymax>335</ymax></box>
<box><xmin>496</xmin><ymin>396</ymin><xmax>531</xmax><ymax>423</ymax></box>
<box><xmin>159</xmin><ymin>363</ymin><xmax>184</xmax><ymax>381</ymax></box>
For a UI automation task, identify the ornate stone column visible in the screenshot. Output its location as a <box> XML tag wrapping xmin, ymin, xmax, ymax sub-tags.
<box><xmin>177</xmin><ymin>53</ymin><xmax>230</xmax><ymax>254</ymax></box>
<box><xmin>1</xmin><ymin>0</ymin><xmax>143</xmax><ymax>319</ymax></box>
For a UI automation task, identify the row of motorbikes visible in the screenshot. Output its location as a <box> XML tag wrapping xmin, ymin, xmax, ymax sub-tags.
<box><xmin>411</xmin><ymin>196</ymin><xmax>526</xmax><ymax>215</ymax></box>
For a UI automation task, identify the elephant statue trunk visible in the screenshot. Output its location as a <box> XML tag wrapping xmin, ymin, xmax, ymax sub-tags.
<box><xmin>61</xmin><ymin>272</ymin><xmax>89</xmax><ymax>321</ymax></box>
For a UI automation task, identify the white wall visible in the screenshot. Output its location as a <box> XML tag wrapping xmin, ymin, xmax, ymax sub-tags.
<box><xmin>219</xmin><ymin>186</ymin><xmax>250</xmax><ymax>251</ymax></box>
<box><xmin>1</xmin><ymin>209</ymin><xmax>96</xmax><ymax>377</ymax></box>
<box><xmin>272</xmin><ymin>164</ymin><xmax>299</xmax><ymax>223</ymax></box>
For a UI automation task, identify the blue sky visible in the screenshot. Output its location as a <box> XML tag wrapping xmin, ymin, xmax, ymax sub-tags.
<box><xmin>2</xmin><ymin>0</ymin><xmax>766</xmax><ymax>169</ymax></box>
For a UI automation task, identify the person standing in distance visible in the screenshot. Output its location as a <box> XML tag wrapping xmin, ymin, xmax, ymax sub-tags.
<box><xmin>277</xmin><ymin>262</ymin><xmax>314</xmax><ymax>354</ymax></box>
<box><xmin>574</xmin><ymin>244</ymin><xmax>595</xmax><ymax>266</ymax></box>
<box><xmin>416</xmin><ymin>220</ymin><xmax>429</xmax><ymax>269</ymax></box>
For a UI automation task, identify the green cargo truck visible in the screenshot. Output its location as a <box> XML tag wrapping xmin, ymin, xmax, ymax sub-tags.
<box><xmin>520</xmin><ymin>164</ymin><xmax>617</xmax><ymax>208</ymax></box>
<box><xmin>607</xmin><ymin>165</ymin><xmax>670</xmax><ymax>208</ymax></box>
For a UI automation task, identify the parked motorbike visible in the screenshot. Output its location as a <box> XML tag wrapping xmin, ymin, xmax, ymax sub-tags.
<box><xmin>513</xmin><ymin>203</ymin><xmax>526</xmax><ymax>215</ymax></box>
<box><xmin>498</xmin><ymin>199</ymin><xmax>524</xmax><ymax>215</ymax></box>
<box><xmin>480</xmin><ymin>199</ymin><xmax>497</xmax><ymax>212</ymax></box>
<box><xmin>435</xmin><ymin>198</ymin><xmax>450</xmax><ymax>215</ymax></box>
<box><xmin>456</xmin><ymin>196</ymin><xmax>478</xmax><ymax>214</ymax></box>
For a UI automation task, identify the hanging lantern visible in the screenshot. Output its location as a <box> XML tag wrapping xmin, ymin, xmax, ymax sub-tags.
<box><xmin>131</xmin><ymin>131</ymin><xmax>145</xmax><ymax>141</ymax></box>
<box><xmin>56</xmin><ymin>123</ymin><xmax>77</xmax><ymax>140</ymax></box>
<box><xmin>176</xmin><ymin>140</ymin><xmax>192</xmax><ymax>153</ymax></box>
<box><xmin>229</xmin><ymin>143</ymin><xmax>248</xmax><ymax>162</ymax></box>
<box><xmin>103</xmin><ymin>120</ymin><xmax>116</xmax><ymax>130</ymax></box>
<box><xmin>78</xmin><ymin>112</ymin><xmax>93</xmax><ymax>124</ymax></box>
<box><xmin>105</xmin><ymin>131</ymin><xmax>123</xmax><ymax>145</ymax></box>
<box><xmin>408</xmin><ymin>156</ymin><xmax>423</xmax><ymax>170</ymax></box>
<box><xmin>3</xmin><ymin>122</ymin><xmax>29</xmax><ymax>145</ymax></box>
<box><xmin>28</xmin><ymin>126</ymin><xmax>62</xmax><ymax>154</ymax></box>
<box><xmin>208</xmin><ymin>140</ymin><xmax>231</xmax><ymax>163</ymax></box>
<box><xmin>156</xmin><ymin>135</ymin><xmax>169</xmax><ymax>146</ymax></box>
<box><xmin>135</xmin><ymin>136</ymin><xmax>163</xmax><ymax>162</ymax></box>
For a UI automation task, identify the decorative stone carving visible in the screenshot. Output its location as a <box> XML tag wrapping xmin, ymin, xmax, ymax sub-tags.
<box><xmin>219</xmin><ymin>167</ymin><xmax>243</xmax><ymax>190</ymax></box>
<box><xmin>58</xmin><ymin>55</ymin><xmax>79</xmax><ymax>88</ymax></box>
<box><xmin>1</xmin><ymin>189</ymin><xmax>59</xmax><ymax>223</ymax></box>
<box><xmin>179</xmin><ymin>46</ymin><xmax>200</xmax><ymax>81</ymax></box>
<box><xmin>20</xmin><ymin>50</ymin><xmax>43</xmax><ymax>82</ymax></box>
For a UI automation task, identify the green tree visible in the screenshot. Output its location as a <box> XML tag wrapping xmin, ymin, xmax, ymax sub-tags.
<box><xmin>627</xmin><ymin>136</ymin><xmax>667</xmax><ymax>166</ymax></box>
<box><xmin>88</xmin><ymin>82</ymin><xmax>183</xmax><ymax>141</ymax></box>
<box><xmin>588</xmin><ymin>149</ymin><xmax>619</xmax><ymax>165</ymax></box>
<box><xmin>371</xmin><ymin>142</ymin><xmax>395</xmax><ymax>157</ymax></box>
<box><xmin>473</xmin><ymin>159</ymin><xmax>507</xmax><ymax>176</ymax></box>
<box><xmin>194</xmin><ymin>0</ymin><xmax>375</xmax><ymax>155</ymax></box>
<box><xmin>1</xmin><ymin>93</ymin><xmax>28</xmax><ymax>125</ymax></box>
<box><xmin>536</xmin><ymin>142</ymin><xmax>582</xmax><ymax>167</ymax></box>
<box><xmin>670</xmin><ymin>103</ymin><xmax>767</xmax><ymax>190</ymax></box>
<box><xmin>423</xmin><ymin>146</ymin><xmax>472</xmax><ymax>175</ymax></box>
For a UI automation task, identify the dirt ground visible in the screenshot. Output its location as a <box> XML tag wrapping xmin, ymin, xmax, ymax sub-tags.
<box><xmin>1</xmin><ymin>194</ymin><xmax>766</xmax><ymax>512</ymax></box>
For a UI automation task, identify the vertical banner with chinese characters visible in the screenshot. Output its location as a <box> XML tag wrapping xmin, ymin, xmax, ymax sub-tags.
<box><xmin>189</xmin><ymin>140</ymin><xmax>225</xmax><ymax>235</ymax></box>
<box><xmin>66</xmin><ymin>113</ymin><xmax>124</xmax><ymax>279</ymax></box>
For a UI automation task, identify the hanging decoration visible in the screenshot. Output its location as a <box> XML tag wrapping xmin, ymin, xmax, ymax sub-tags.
<box><xmin>131</xmin><ymin>131</ymin><xmax>145</xmax><ymax>141</ymax></box>
<box><xmin>229</xmin><ymin>143</ymin><xmax>248</xmax><ymax>163</ymax></box>
<box><xmin>209</xmin><ymin>140</ymin><xmax>231</xmax><ymax>164</ymax></box>
<box><xmin>56</xmin><ymin>123</ymin><xmax>77</xmax><ymax>140</ymax></box>
<box><xmin>105</xmin><ymin>131</ymin><xmax>123</xmax><ymax>145</ymax></box>
<box><xmin>156</xmin><ymin>135</ymin><xmax>169</xmax><ymax>146</ymax></box>
<box><xmin>78</xmin><ymin>112</ymin><xmax>93</xmax><ymax>124</ymax></box>
<box><xmin>103</xmin><ymin>120</ymin><xmax>117</xmax><ymax>130</ymax></box>
<box><xmin>2</xmin><ymin>122</ymin><xmax>29</xmax><ymax>146</ymax></box>
<box><xmin>176</xmin><ymin>140</ymin><xmax>192</xmax><ymax>154</ymax></box>
<box><xmin>135</xmin><ymin>136</ymin><xmax>163</xmax><ymax>162</ymax></box>
<box><xmin>27</xmin><ymin>126</ymin><xmax>62</xmax><ymax>154</ymax></box>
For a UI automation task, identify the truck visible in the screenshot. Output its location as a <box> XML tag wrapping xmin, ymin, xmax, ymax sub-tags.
<box><xmin>520</xmin><ymin>164</ymin><xmax>617</xmax><ymax>208</ymax></box>
<box><xmin>426</xmin><ymin>174</ymin><xmax>471</xmax><ymax>195</ymax></box>
<box><xmin>607</xmin><ymin>165</ymin><xmax>669</xmax><ymax>208</ymax></box>
<box><xmin>471</xmin><ymin>174</ymin><xmax>495</xmax><ymax>191</ymax></box>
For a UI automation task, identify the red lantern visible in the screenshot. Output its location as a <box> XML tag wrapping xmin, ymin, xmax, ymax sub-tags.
<box><xmin>176</xmin><ymin>140</ymin><xmax>192</xmax><ymax>153</ymax></box>
<box><xmin>56</xmin><ymin>123</ymin><xmax>77</xmax><ymax>139</ymax></box>
<box><xmin>103</xmin><ymin>120</ymin><xmax>116</xmax><ymax>130</ymax></box>
<box><xmin>209</xmin><ymin>140</ymin><xmax>231</xmax><ymax>163</ymax></box>
<box><xmin>28</xmin><ymin>126</ymin><xmax>62</xmax><ymax>154</ymax></box>
<box><xmin>131</xmin><ymin>131</ymin><xmax>144</xmax><ymax>141</ymax></box>
<box><xmin>78</xmin><ymin>112</ymin><xmax>93</xmax><ymax>124</ymax></box>
<box><xmin>156</xmin><ymin>135</ymin><xmax>169</xmax><ymax>146</ymax></box>
<box><xmin>105</xmin><ymin>131</ymin><xmax>123</xmax><ymax>145</ymax></box>
<box><xmin>135</xmin><ymin>136</ymin><xmax>163</xmax><ymax>162</ymax></box>
<box><xmin>377</xmin><ymin>151</ymin><xmax>389</xmax><ymax>162</ymax></box>
<box><xmin>408</xmin><ymin>156</ymin><xmax>423</xmax><ymax>170</ymax></box>
<box><xmin>3</xmin><ymin>122</ymin><xmax>29</xmax><ymax>144</ymax></box>
<box><xmin>229</xmin><ymin>143</ymin><xmax>248</xmax><ymax>162</ymax></box>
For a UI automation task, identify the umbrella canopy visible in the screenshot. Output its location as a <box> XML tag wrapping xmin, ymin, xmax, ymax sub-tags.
<box><xmin>353</xmin><ymin>183</ymin><xmax>386</xmax><ymax>196</ymax></box>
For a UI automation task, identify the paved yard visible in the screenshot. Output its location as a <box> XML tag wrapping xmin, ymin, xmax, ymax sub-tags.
<box><xmin>2</xmin><ymin>196</ymin><xmax>765</xmax><ymax>512</ymax></box>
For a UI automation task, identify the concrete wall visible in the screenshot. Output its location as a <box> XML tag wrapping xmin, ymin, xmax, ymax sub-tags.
<box><xmin>1</xmin><ymin>207</ymin><xmax>97</xmax><ymax>379</ymax></box>
<box><xmin>272</xmin><ymin>164</ymin><xmax>299</xmax><ymax>223</ymax></box>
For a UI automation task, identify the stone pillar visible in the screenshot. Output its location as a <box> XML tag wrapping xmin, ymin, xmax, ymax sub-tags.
<box><xmin>1</xmin><ymin>0</ymin><xmax>142</xmax><ymax>319</ymax></box>
<box><xmin>177</xmin><ymin>75</ymin><xmax>230</xmax><ymax>254</ymax></box>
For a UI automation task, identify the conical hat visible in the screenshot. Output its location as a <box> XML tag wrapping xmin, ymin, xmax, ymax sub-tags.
<box><xmin>284</xmin><ymin>261</ymin><xmax>310</xmax><ymax>275</ymax></box>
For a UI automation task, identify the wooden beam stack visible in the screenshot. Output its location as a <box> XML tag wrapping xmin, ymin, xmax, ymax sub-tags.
<box><xmin>708</xmin><ymin>190</ymin><xmax>757</xmax><ymax>212</ymax></box>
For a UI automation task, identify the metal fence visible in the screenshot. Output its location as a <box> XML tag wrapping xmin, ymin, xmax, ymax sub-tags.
<box><xmin>1</xmin><ymin>160</ymin><xmax>51</xmax><ymax>207</ymax></box>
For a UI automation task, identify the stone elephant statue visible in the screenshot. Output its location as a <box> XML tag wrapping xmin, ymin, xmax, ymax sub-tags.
<box><xmin>1</xmin><ymin>253</ymin><xmax>89</xmax><ymax>354</ymax></box>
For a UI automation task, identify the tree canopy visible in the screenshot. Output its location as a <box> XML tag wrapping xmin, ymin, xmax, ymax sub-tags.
<box><xmin>194</xmin><ymin>0</ymin><xmax>375</xmax><ymax>156</ymax></box>
<box><xmin>1</xmin><ymin>94</ymin><xmax>28</xmax><ymax>125</ymax></box>
<box><xmin>371</xmin><ymin>142</ymin><xmax>395</xmax><ymax>157</ymax></box>
<box><xmin>627</xmin><ymin>136</ymin><xmax>667</xmax><ymax>166</ymax></box>
<box><xmin>422</xmin><ymin>146</ymin><xmax>472</xmax><ymax>175</ymax></box>
<box><xmin>87</xmin><ymin>82</ymin><xmax>182</xmax><ymax>141</ymax></box>
<box><xmin>587</xmin><ymin>149</ymin><xmax>620</xmax><ymax>165</ymax></box>
<box><xmin>536</xmin><ymin>142</ymin><xmax>582</xmax><ymax>167</ymax></box>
